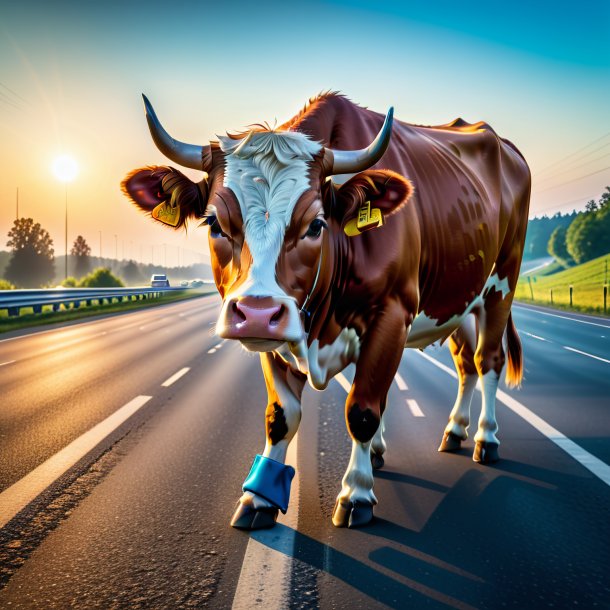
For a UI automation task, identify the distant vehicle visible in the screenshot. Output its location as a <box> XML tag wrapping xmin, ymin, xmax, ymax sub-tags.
<box><xmin>150</xmin><ymin>274</ymin><xmax>170</xmax><ymax>287</ymax></box>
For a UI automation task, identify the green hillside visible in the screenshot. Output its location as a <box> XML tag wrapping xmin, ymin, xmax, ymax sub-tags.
<box><xmin>516</xmin><ymin>253</ymin><xmax>610</xmax><ymax>315</ymax></box>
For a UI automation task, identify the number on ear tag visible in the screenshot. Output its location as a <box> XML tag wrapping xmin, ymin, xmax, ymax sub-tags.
<box><xmin>344</xmin><ymin>201</ymin><xmax>384</xmax><ymax>237</ymax></box>
<box><xmin>152</xmin><ymin>201</ymin><xmax>181</xmax><ymax>227</ymax></box>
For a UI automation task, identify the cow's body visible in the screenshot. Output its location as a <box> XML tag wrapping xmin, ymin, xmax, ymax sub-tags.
<box><xmin>124</xmin><ymin>93</ymin><xmax>530</xmax><ymax>529</ymax></box>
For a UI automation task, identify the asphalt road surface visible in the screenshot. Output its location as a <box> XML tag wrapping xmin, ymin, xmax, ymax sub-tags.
<box><xmin>0</xmin><ymin>296</ymin><xmax>609</xmax><ymax>609</ymax></box>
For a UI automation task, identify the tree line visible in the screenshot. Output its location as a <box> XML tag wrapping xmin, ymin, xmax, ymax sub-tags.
<box><xmin>523</xmin><ymin>186</ymin><xmax>609</xmax><ymax>267</ymax></box>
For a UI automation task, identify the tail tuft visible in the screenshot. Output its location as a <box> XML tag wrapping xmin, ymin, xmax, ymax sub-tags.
<box><xmin>505</xmin><ymin>311</ymin><xmax>523</xmax><ymax>388</ymax></box>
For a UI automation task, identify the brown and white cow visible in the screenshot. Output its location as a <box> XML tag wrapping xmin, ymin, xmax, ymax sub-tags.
<box><xmin>123</xmin><ymin>93</ymin><xmax>530</xmax><ymax>529</ymax></box>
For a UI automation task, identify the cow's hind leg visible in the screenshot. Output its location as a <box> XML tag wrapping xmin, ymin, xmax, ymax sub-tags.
<box><xmin>439</xmin><ymin>314</ymin><xmax>478</xmax><ymax>453</ymax></box>
<box><xmin>231</xmin><ymin>352</ymin><xmax>305</xmax><ymax>530</ymax></box>
<box><xmin>370</xmin><ymin>395</ymin><xmax>388</xmax><ymax>469</ymax></box>
<box><xmin>333</xmin><ymin>299</ymin><xmax>407</xmax><ymax>528</ymax></box>
<box><xmin>472</xmin><ymin>276</ymin><xmax>522</xmax><ymax>464</ymax></box>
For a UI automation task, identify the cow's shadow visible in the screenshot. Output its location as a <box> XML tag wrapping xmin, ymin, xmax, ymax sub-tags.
<box><xmin>251</xmin><ymin>459</ymin><xmax>607</xmax><ymax>609</ymax></box>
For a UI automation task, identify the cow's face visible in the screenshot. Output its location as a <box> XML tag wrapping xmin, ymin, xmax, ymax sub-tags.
<box><xmin>209</xmin><ymin>132</ymin><xmax>326</xmax><ymax>352</ymax></box>
<box><xmin>123</xmin><ymin>97</ymin><xmax>410</xmax><ymax>357</ymax></box>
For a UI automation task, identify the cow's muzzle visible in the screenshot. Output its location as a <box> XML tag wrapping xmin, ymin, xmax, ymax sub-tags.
<box><xmin>217</xmin><ymin>295</ymin><xmax>304</xmax><ymax>350</ymax></box>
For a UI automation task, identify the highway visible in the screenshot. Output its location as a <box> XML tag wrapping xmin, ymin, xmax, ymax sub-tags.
<box><xmin>0</xmin><ymin>296</ymin><xmax>609</xmax><ymax>608</ymax></box>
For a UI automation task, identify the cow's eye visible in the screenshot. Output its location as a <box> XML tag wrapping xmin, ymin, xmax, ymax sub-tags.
<box><xmin>303</xmin><ymin>218</ymin><xmax>327</xmax><ymax>240</ymax></box>
<box><xmin>205</xmin><ymin>215</ymin><xmax>224</xmax><ymax>238</ymax></box>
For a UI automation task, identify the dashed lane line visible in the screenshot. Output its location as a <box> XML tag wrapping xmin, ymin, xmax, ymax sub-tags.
<box><xmin>513</xmin><ymin>304</ymin><xmax>610</xmax><ymax>329</ymax></box>
<box><xmin>415</xmin><ymin>350</ymin><xmax>610</xmax><ymax>488</ymax></box>
<box><xmin>395</xmin><ymin>372</ymin><xmax>408</xmax><ymax>390</ymax></box>
<box><xmin>335</xmin><ymin>372</ymin><xmax>352</xmax><ymax>393</ymax></box>
<box><xmin>406</xmin><ymin>398</ymin><xmax>425</xmax><ymax>417</ymax></box>
<box><xmin>563</xmin><ymin>345</ymin><xmax>610</xmax><ymax>365</ymax></box>
<box><xmin>0</xmin><ymin>395</ymin><xmax>153</xmax><ymax>529</ymax></box>
<box><xmin>207</xmin><ymin>340</ymin><xmax>227</xmax><ymax>355</ymax></box>
<box><xmin>522</xmin><ymin>331</ymin><xmax>548</xmax><ymax>342</ymax></box>
<box><xmin>161</xmin><ymin>367</ymin><xmax>190</xmax><ymax>387</ymax></box>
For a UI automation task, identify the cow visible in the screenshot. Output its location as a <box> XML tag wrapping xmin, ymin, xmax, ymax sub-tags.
<box><xmin>123</xmin><ymin>92</ymin><xmax>530</xmax><ymax>530</ymax></box>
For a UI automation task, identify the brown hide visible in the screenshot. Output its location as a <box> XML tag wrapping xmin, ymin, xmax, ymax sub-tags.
<box><xmin>283</xmin><ymin>94</ymin><xmax>530</xmax><ymax>338</ymax></box>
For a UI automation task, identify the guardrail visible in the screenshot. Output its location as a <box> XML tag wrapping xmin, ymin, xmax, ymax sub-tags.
<box><xmin>0</xmin><ymin>287</ymin><xmax>194</xmax><ymax>317</ymax></box>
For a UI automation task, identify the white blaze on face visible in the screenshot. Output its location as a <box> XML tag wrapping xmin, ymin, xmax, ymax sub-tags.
<box><xmin>219</xmin><ymin>131</ymin><xmax>322</xmax><ymax>298</ymax></box>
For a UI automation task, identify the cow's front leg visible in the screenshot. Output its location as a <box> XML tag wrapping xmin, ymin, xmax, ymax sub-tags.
<box><xmin>333</xmin><ymin>299</ymin><xmax>408</xmax><ymax>528</ymax></box>
<box><xmin>231</xmin><ymin>352</ymin><xmax>305</xmax><ymax>530</ymax></box>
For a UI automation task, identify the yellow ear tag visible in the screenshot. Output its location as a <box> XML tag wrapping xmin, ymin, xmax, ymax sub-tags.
<box><xmin>344</xmin><ymin>201</ymin><xmax>384</xmax><ymax>237</ymax></box>
<box><xmin>152</xmin><ymin>201</ymin><xmax>181</xmax><ymax>227</ymax></box>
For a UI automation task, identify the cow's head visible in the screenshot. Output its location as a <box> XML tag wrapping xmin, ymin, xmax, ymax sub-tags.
<box><xmin>123</xmin><ymin>96</ymin><xmax>412</xmax><ymax>362</ymax></box>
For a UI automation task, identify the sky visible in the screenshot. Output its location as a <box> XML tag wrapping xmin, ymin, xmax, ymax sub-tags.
<box><xmin>1</xmin><ymin>0</ymin><xmax>608</xmax><ymax>266</ymax></box>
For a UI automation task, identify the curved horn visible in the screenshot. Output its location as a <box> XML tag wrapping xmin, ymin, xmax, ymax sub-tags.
<box><xmin>327</xmin><ymin>107</ymin><xmax>394</xmax><ymax>175</ymax></box>
<box><xmin>142</xmin><ymin>94</ymin><xmax>209</xmax><ymax>171</ymax></box>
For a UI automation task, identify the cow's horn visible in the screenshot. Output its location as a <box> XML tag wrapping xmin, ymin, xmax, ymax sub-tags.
<box><xmin>142</xmin><ymin>94</ymin><xmax>209</xmax><ymax>171</ymax></box>
<box><xmin>326</xmin><ymin>107</ymin><xmax>394</xmax><ymax>175</ymax></box>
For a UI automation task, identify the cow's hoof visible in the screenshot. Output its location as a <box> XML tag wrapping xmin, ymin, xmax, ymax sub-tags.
<box><xmin>370</xmin><ymin>452</ymin><xmax>385</xmax><ymax>470</ymax></box>
<box><xmin>230</xmin><ymin>503</ymin><xmax>278</xmax><ymax>530</ymax></box>
<box><xmin>438</xmin><ymin>431</ymin><xmax>463</xmax><ymax>453</ymax></box>
<box><xmin>473</xmin><ymin>441</ymin><xmax>499</xmax><ymax>464</ymax></box>
<box><xmin>332</xmin><ymin>500</ymin><xmax>374</xmax><ymax>529</ymax></box>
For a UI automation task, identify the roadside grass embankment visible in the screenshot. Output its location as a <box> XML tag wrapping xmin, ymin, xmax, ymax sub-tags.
<box><xmin>516</xmin><ymin>253</ymin><xmax>610</xmax><ymax>317</ymax></box>
<box><xmin>0</xmin><ymin>288</ymin><xmax>215</xmax><ymax>334</ymax></box>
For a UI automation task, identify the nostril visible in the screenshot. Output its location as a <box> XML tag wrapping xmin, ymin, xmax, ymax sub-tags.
<box><xmin>269</xmin><ymin>304</ymin><xmax>285</xmax><ymax>325</ymax></box>
<box><xmin>232</xmin><ymin>301</ymin><xmax>247</xmax><ymax>322</ymax></box>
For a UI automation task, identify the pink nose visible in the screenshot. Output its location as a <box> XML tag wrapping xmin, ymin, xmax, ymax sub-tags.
<box><xmin>223</xmin><ymin>296</ymin><xmax>288</xmax><ymax>340</ymax></box>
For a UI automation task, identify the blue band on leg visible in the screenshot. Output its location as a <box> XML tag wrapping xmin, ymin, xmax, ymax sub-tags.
<box><xmin>242</xmin><ymin>455</ymin><xmax>295</xmax><ymax>513</ymax></box>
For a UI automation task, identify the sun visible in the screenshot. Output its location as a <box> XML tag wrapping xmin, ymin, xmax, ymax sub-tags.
<box><xmin>52</xmin><ymin>154</ymin><xmax>78</xmax><ymax>182</ymax></box>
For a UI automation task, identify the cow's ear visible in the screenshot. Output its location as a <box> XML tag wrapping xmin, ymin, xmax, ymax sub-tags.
<box><xmin>333</xmin><ymin>169</ymin><xmax>413</xmax><ymax>224</ymax></box>
<box><xmin>122</xmin><ymin>166</ymin><xmax>208</xmax><ymax>229</ymax></box>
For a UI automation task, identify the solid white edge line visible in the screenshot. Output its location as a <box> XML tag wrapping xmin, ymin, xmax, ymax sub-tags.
<box><xmin>161</xmin><ymin>367</ymin><xmax>190</xmax><ymax>387</ymax></box>
<box><xmin>563</xmin><ymin>345</ymin><xmax>610</xmax><ymax>364</ymax></box>
<box><xmin>0</xmin><ymin>395</ymin><xmax>153</xmax><ymax>529</ymax></box>
<box><xmin>513</xmin><ymin>304</ymin><xmax>610</xmax><ymax>329</ymax></box>
<box><xmin>395</xmin><ymin>372</ymin><xmax>408</xmax><ymax>390</ymax></box>
<box><xmin>406</xmin><ymin>398</ymin><xmax>425</xmax><ymax>417</ymax></box>
<box><xmin>415</xmin><ymin>350</ymin><xmax>610</xmax><ymax>487</ymax></box>
<box><xmin>232</xmin><ymin>432</ymin><xmax>299</xmax><ymax>609</ymax></box>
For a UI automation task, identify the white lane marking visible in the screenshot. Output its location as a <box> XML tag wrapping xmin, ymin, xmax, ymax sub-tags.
<box><xmin>232</xmin><ymin>433</ymin><xmax>299</xmax><ymax>609</ymax></box>
<box><xmin>522</xmin><ymin>331</ymin><xmax>549</xmax><ymax>342</ymax></box>
<box><xmin>208</xmin><ymin>340</ymin><xmax>227</xmax><ymax>354</ymax></box>
<box><xmin>395</xmin><ymin>372</ymin><xmax>408</xmax><ymax>390</ymax></box>
<box><xmin>0</xmin><ymin>395</ymin><xmax>153</xmax><ymax>529</ymax></box>
<box><xmin>415</xmin><ymin>350</ymin><xmax>610</xmax><ymax>487</ymax></box>
<box><xmin>161</xmin><ymin>367</ymin><xmax>190</xmax><ymax>387</ymax></box>
<box><xmin>335</xmin><ymin>372</ymin><xmax>352</xmax><ymax>393</ymax></box>
<box><xmin>514</xmin><ymin>304</ymin><xmax>610</xmax><ymax>329</ymax></box>
<box><xmin>563</xmin><ymin>346</ymin><xmax>610</xmax><ymax>364</ymax></box>
<box><xmin>406</xmin><ymin>398</ymin><xmax>425</xmax><ymax>417</ymax></box>
<box><xmin>0</xmin><ymin>360</ymin><xmax>16</xmax><ymax>367</ymax></box>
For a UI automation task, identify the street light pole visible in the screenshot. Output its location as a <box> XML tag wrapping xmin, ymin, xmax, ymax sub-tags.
<box><xmin>65</xmin><ymin>184</ymin><xmax>68</xmax><ymax>280</ymax></box>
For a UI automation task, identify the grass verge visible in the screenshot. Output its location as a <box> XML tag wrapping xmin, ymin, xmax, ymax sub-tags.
<box><xmin>0</xmin><ymin>289</ymin><xmax>215</xmax><ymax>334</ymax></box>
<box><xmin>516</xmin><ymin>253</ymin><xmax>610</xmax><ymax>317</ymax></box>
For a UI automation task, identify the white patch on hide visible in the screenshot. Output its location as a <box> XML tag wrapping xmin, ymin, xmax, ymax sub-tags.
<box><xmin>335</xmin><ymin>440</ymin><xmax>377</xmax><ymax>508</ymax></box>
<box><xmin>407</xmin><ymin>272</ymin><xmax>511</xmax><ymax>349</ymax></box>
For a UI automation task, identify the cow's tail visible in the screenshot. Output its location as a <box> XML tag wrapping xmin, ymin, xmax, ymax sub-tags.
<box><xmin>505</xmin><ymin>311</ymin><xmax>523</xmax><ymax>388</ymax></box>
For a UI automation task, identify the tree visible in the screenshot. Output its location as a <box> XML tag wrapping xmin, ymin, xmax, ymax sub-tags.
<box><xmin>120</xmin><ymin>260</ymin><xmax>144</xmax><ymax>286</ymax></box>
<box><xmin>547</xmin><ymin>226</ymin><xmax>573</xmax><ymax>267</ymax></box>
<box><xmin>79</xmin><ymin>267</ymin><xmax>124</xmax><ymax>287</ymax></box>
<box><xmin>5</xmin><ymin>218</ymin><xmax>55</xmax><ymax>288</ymax></box>
<box><xmin>71</xmin><ymin>235</ymin><xmax>92</xmax><ymax>278</ymax></box>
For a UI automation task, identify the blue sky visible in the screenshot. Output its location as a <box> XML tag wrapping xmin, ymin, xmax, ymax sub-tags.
<box><xmin>1</xmin><ymin>0</ymin><xmax>608</xmax><ymax>264</ymax></box>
